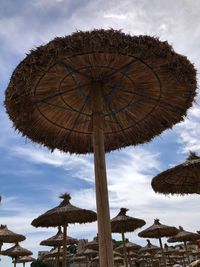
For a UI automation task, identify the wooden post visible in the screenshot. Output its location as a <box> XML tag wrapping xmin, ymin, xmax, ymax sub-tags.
<box><xmin>92</xmin><ymin>85</ymin><xmax>114</xmax><ymax>267</ymax></box>
<box><xmin>62</xmin><ymin>224</ymin><xmax>68</xmax><ymax>267</ymax></box>
<box><xmin>121</xmin><ymin>232</ymin><xmax>128</xmax><ymax>267</ymax></box>
<box><xmin>158</xmin><ymin>237</ymin><xmax>167</xmax><ymax>267</ymax></box>
<box><xmin>56</xmin><ymin>245</ymin><xmax>60</xmax><ymax>267</ymax></box>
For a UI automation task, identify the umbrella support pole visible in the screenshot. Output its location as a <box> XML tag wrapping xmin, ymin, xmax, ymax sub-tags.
<box><xmin>121</xmin><ymin>232</ymin><xmax>128</xmax><ymax>267</ymax></box>
<box><xmin>158</xmin><ymin>237</ymin><xmax>167</xmax><ymax>267</ymax></box>
<box><xmin>128</xmin><ymin>250</ymin><xmax>132</xmax><ymax>267</ymax></box>
<box><xmin>184</xmin><ymin>241</ymin><xmax>190</xmax><ymax>264</ymax></box>
<box><xmin>92</xmin><ymin>86</ymin><xmax>114</xmax><ymax>267</ymax></box>
<box><xmin>57</xmin><ymin>245</ymin><xmax>60</xmax><ymax>267</ymax></box>
<box><xmin>62</xmin><ymin>224</ymin><xmax>68</xmax><ymax>267</ymax></box>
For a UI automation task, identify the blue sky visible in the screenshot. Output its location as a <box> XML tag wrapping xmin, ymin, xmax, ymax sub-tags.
<box><xmin>1</xmin><ymin>0</ymin><xmax>200</xmax><ymax>266</ymax></box>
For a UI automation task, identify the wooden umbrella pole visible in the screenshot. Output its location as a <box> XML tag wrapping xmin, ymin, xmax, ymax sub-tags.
<box><xmin>121</xmin><ymin>231</ymin><xmax>128</xmax><ymax>267</ymax></box>
<box><xmin>62</xmin><ymin>224</ymin><xmax>68</xmax><ymax>267</ymax></box>
<box><xmin>158</xmin><ymin>237</ymin><xmax>167</xmax><ymax>267</ymax></box>
<box><xmin>56</xmin><ymin>245</ymin><xmax>60</xmax><ymax>267</ymax></box>
<box><xmin>184</xmin><ymin>241</ymin><xmax>190</xmax><ymax>264</ymax></box>
<box><xmin>92</xmin><ymin>86</ymin><xmax>114</xmax><ymax>267</ymax></box>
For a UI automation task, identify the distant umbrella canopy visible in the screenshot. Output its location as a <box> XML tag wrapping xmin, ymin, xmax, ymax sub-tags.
<box><xmin>1</xmin><ymin>242</ymin><xmax>32</xmax><ymax>257</ymax></box>
<box><xmin>31</xmin><ymin>193</ymin><xmax>97</xmax><ymax>227</ymax></box>
<box><xmin>86</xmin><ymin>235</ymin><xmax>99</xmax><ymax>251</ymax></box>
<box><xmin>116</xmin><ymin>239</ymin><xmax>141</xmax><ymax>252</ymax></box>
<box><xmin>13</xmin><ymin>256</ymin><xmax>35</xmax><ymax>263</ymax></box>
<box><xmin>5</xmin><ymin>29</ymin><xmax>197</xmax><ymax>154</ymax></box>
<box><xmin>40</xmin><ymin>226</ymin><xmax>78</xmax><ymax>246</ymax></box>
<box><xmin>152</xmin><ymin>152</ymin><xmax>200</xmax><ymax>195</ymax></box>
<box><xmin>0</xmin><ymin>225</ymin><xmax>25</xmax><ymax>243</ymax></box>
<box><xmin>140</xmin><ymin>239</ymin><xmax>160</xmax><ymax>252</ymax></box>
<box><xmin>168</xmin><ymin>226</ymin><xmax>200</xmax><ymax>242</ymax></box>
<box><xmin>111</xmin><ymin>208</ymin><xmax>146</xmax><ymax>233</ymax></box>
<box><xmin>138</xmin><ymin>219</ymin><xmax>178</xmax><ymax>238</ymax></box>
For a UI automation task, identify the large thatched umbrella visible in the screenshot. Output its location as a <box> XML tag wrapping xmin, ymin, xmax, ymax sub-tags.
<box><xmin>152</xmin><ymin>152</ymin><xmax>200</xmax><ymax>194</ymax></box>
<box><xmin>111</xmin><ymin>208</ymin><xmax>145</xmax><ymax>267</ymax></box>
<box><xmin>13</xmin><ymin>256</ymin><xmax>35</xmax><ymax>267</ymax></box>
<box><xmin>0</xmin><ymin>225</ymin><xmax>25</xmax><ymax>251</ymax></box>
<box><xmin>168</xmin><ymin>226</ymin><xmax>200</xmax><ymax>264</ymax></box>
<box><xmin>5</xmin><ymin>29</ymin><xmax>197</xmax><ymax>267</ymax></box>
<box><xmin>40</xmin><ymin>226</ymin><xmax>78</xmax><ymax>267</ymax></box>
<box><xmin>138</xmin><ymin>219</ymin><xmax>178</xmax><ymax>267</ymax></box>
<box><xmin>1</xmin><ymin>242</ymin><xmax>32</xmax><ymax>267</ymax></box>
<box><xmin>32</xmin><ymin>193</ymin><xmax>96</xmax><ymax>267</ymax></box>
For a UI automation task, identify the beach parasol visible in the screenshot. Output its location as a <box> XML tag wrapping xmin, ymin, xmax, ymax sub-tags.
<box><xmin>13</xmin><ymin>255</ymin><xmax>35</xmax><ymax>267</ymax></box>
<box><xmin>86</xmin><ymin>235</ymin><xmax>99</xmax><ymax>251</ymax></box>
<box><xmin>32</xmin><ymin>193</ymin><xmax>96</xmax><ymax>267</ymax></box>
<box><xmin>0</xmin><ymin>225</ymin><xmax>25</xmax><ymax>251</ymax></box>
<box><xmin>5</xmin><ymin>29</ymin><xmax>197</xmax><ymax>267</ymax></box>
<box><xmin>2</xmin><ymin>242</ymin><xmax>32</xmax><ymax>267</ymax></box>
<box><xmin>139</xmin><ymin>219</ymin><xmax>178</xmax><ymax>267</ymax></box>
<box><xmin>168</xmin><ymin>226</ymin><xmax>200</xmax><ymax>263</ymax></box>
<box><xmin>152</xmin><ymin>152</ymin><xmax>200</xmax><ymax>195</ymax></box>
<box><xmin>140</xmin><ymin>240</ymin><xmax>160</xmax><ymax>253</ymax></box>
<box><xmin>111</xmin><ymin>208</ymin><xmax>145</xmax><ymax>267</ymax></box>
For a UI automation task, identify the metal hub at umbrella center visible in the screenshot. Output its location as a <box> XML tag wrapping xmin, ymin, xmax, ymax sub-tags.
<box><xmin>33</xmin><ymin>52</ymin><xmax>161</xmax><ymax>135</ymax></box>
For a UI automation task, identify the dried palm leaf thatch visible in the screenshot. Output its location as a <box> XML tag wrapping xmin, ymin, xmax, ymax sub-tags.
<box><xmin>83</xmin><ymin>248</ymin><xmax>98</xmax><ymax>256</ymax></box>
<box><xmin>5</xmin><ymin>29</ymin><xmax>197</xmax><ymax>154</ymax></box>
<box><xmin>40</xmin><ymin>226</ymin><xmax>78</xmax><ymax>246</ymax></box>
<box><xmin>1</xmin><ymin>242</ymin><xmax>32</xmax><ymax>257</ymax></box>
<box><xmin>13</xmin><ymin>256</ymin><xmax>35</xmax><ymax>263</ymax></box>
<box><xmin>115</xmin><ymin>239</ymin><xmax>141</xmax><ymax>252</ymax></box>
<box><xmin>114</xmin><ymin>256</ymin><xmax>124</xmax><ymax>263</ymax></box>
<box><xmin>86</xmin><ymin>235</ymin><xmax>99</xmax><ymax>250</ymax></box>
<box><xmin>138</xmin><ymin>219</ymin><xmax>178</xmax><ymax>238</ymax></box>
<box><xmin>152</xmin><ymin>152</ymin><xmax>200</xmax><ymax>195</ymax></box>
<box><xmin>140</xmin><ymin>240</ymin><xmax>160</xmax><ymax>252</ymax></box>
<box><xmin>111</xmin><ymin>208</ymin><xmax>146</xmax><ymax>233</ymax></box>
<box><xmin>72</xmin><ymin>255</ymin><xmax>88</xmax><ymax>262</ymax></box>
<box><xmin>168</xmin><ymin>226</ymin><xmax>200</xmax><ymax>242</ymax></box>
<box><xmin>0</xmin><ymin>225</ymin><xmax>25</xmax><ymax>243</ymax></box>
<box><xmin>31</xmin><ymin>193</ymin><xmax>97</xmax><ymax>227</ymax></box>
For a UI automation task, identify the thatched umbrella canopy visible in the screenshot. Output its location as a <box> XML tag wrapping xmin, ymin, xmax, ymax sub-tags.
<box><xmin>111</xmin><ymin>208</ymin><xmax>145</xmax><ymax>267</ymax></box>
<box><xmin>138</xmin><ymin>219</ymin><xmax>178</xmax><ymax>267</ymax></box>
<box><xmin>115</xmin><ymin>239</ymin><xmax>141</xmax><ymax>252</ymax></box>
<box><xmin>13</xmin><ymin>256</ymin><xmax>35</xmax><ymax>267</ymax></box>
<box><xmin>140</xmin><ymin>240</ymin><xmax>160</xmax><ymax>253</ymax></box>
<box><xmin>86</xmin><ymin>235</ymin><xmax>99</xmax><ymax>251</ymax></box>
<box><xmin>1</xmin><ymin>242</ymin><xmax>32</xmax><ymax>267</ymax></box>
<box><xmin>152</xmin><ymin>152</ymin><xmax>200</xmax><ymax>195</ymax></box>
<box><xmin>83</xmin><ymin>248</ymin><xmax>98</xmax><ymax>256</ymax></box>
<box><xmin>5</xmin><ymin>29</ymin><xmax>197</xmax><ymax>267</ymax></box>
<box><xmin>32</xmin><ymin>193</ymin><xmax>96</xmax><ymax>267</ymax></box>
<box><xmin>0</xmin><ymin>225</ymin><xmax>25</xmax><ymax>251</ymax></box>
<box><xmin>168</xmin><ymin>226</ymin><xmax>200</xmax><ymax>263</ymax></box>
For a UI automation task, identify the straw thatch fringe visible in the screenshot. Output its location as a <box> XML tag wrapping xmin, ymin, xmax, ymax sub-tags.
<box><xmin>5</xmin><ymin>29</ymin><xmax>197</xmax><ymax>154</ymax></box>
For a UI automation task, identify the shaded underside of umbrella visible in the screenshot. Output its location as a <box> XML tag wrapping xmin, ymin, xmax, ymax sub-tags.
<box><xmin>13</xmin><ymin>256</ymin><xmax>36</xmax><ymax>263</ymax></box>
<box><xmin>111</xmin><ymin>208</ymin><xmax>146</xmax><ymax>233</ymax></box>
<box><xmin>138</xmin><ymin>219</ymin><xmax>178</xmax><ymax>238</ymax></box>
<box><xmin>1</xmin><ymin>243</ymin><xmax>32</xmax><ymax>257</ymax></box>
<box><xmin>32</xmin><ymin>193</ymin><xmax>97</xmax><ymax>227</ymax></box>
<box><xmin>152</xmin><ymin>152</ymin><xmax>200</xmax><ymax>195</ymax></box>
<box><xmin>5</xmin><ymin>29</ymin><xmax>197</xmax><ymax>155</ymax></box>
<box><xmin>40</xmin><ymin>226</ymin><xmax>78</xmax><ymax>246</ymax></box>
<box><xmin>0</xmin><ymin>225</ymin><xmax>25</xmax><ymax>243</ymax></box>
<box><xmin>168</xmin><ymin>226</ymin><xmax>200</xmax><ymax>242</ymax></box>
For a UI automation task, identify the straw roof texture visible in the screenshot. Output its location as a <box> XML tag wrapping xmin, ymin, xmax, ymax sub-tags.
<box><xmin>0</xmin><ymin>225</ymin><xmax>25</xmax><ymax>243</ymax></box>
<box><xmin>140</xmin><ymin>240</ymin><xmax>160</xmax><ymax>252</ymax></box>
<box><xmin>86</xmin><ymin>236</ymin><xmax>99</xmax><ymax>250</ymax></box>
<box><xmin>5</xmin><ymin>29</ymin><xmax>197</xmax><ymax>154</ymax></box>
<box><xmin>116</xmin><ymin>239</ymin><xmax>141</xmax><ymax>252</ymax></box>
<box><xmin>138</xmin><ymin>219</ymin><xmax>178</xmax><ymax>238</ymax></box>
<box><xmin>168</xmin><ymin>226</ymin><xmax>200</xmax><ymax>242</ymax></box>
<box><xmin>1</xmin><ymin>243</ymin><xmax>32</xmax><ymax>257</ymax></box>
<box><xmin>13</xmin><ymin>256</ymin><xmax>35</xmax><ymax>263</ymax></box>
<box><xmin>83</xmin><ymin>248</ymin><xmax>98</xmax><ymax>256</ymax></box>
<box><xmin>40</xmin><ymin>226</ymin><xmax>78</xmax><ymax>246</ymax></box>
<box><xmin>111</xmin><ymin>208</ymin><xmax>146</xmax><ymax>233</ymax></box>
<box><xmin>152</xmin><ymin>152</ymin><xmax>200</xmax><ymax>195</ymax></box>
<box><xmin>32</xmin><ymin>193</ymin><xmax>97</xmax><ymax>227</ymax></box>
<box><xmin>72</xmin><ymin>255</ymin><xmax>88</xmax><ymax>262</ymax></box>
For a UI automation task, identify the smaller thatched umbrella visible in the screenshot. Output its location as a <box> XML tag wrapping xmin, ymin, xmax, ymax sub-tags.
<box><xmin>140</xmin><ymin>240</ymin><xmax>160</xmax><ymax>253</ymax></box>
<box><xmin>32</xmin><ymin>193</ymin><xmax>96</xmax><ymax>267</ymax></box>
<box><xmin>111</xmin><ymin>208</ymin><xmax>146</xmax><ymax>267</ymax></box>
<box><xmin>72</xmin><ymin>255</ymin><xmax>88</xmax><ymax>267</ymax></box>
<box><xmin>13</xmin><ymin>256</ymin><xmax>35</xmax><ymax>267</ymax></box>
<box><xmin>138</xmin><ymin>219</ymin><xmax>178</xmax><ymax>267</ymax></box>
<box><xmin>0</xmin><ymin>225</ymin><xmax>25</xmax><ymax>251</ymax></box>
<box><xmin>152</xmin><ymin>152</ymin><xmax>200</xmax><ymax>195</ymax></box>
<box><xmin>168</xmin><ymin>226</ymin><xmax>200</xmax><ymax>264</ymax></box>
<box><xmin>86</xmin><ymin>235</ymin><xmax>99</xmax><ymax>251</ymax></box>
<box><xmin>2</xmin><ymin>242</ymin><xmax>32</xmax><ymax>267</ymax></box>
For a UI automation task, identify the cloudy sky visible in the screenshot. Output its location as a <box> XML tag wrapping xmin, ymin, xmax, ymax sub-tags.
<box><xmin>1</xmin><ymin>0</ymin><xmax>200</xmax><ymax>266</ymax></box>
